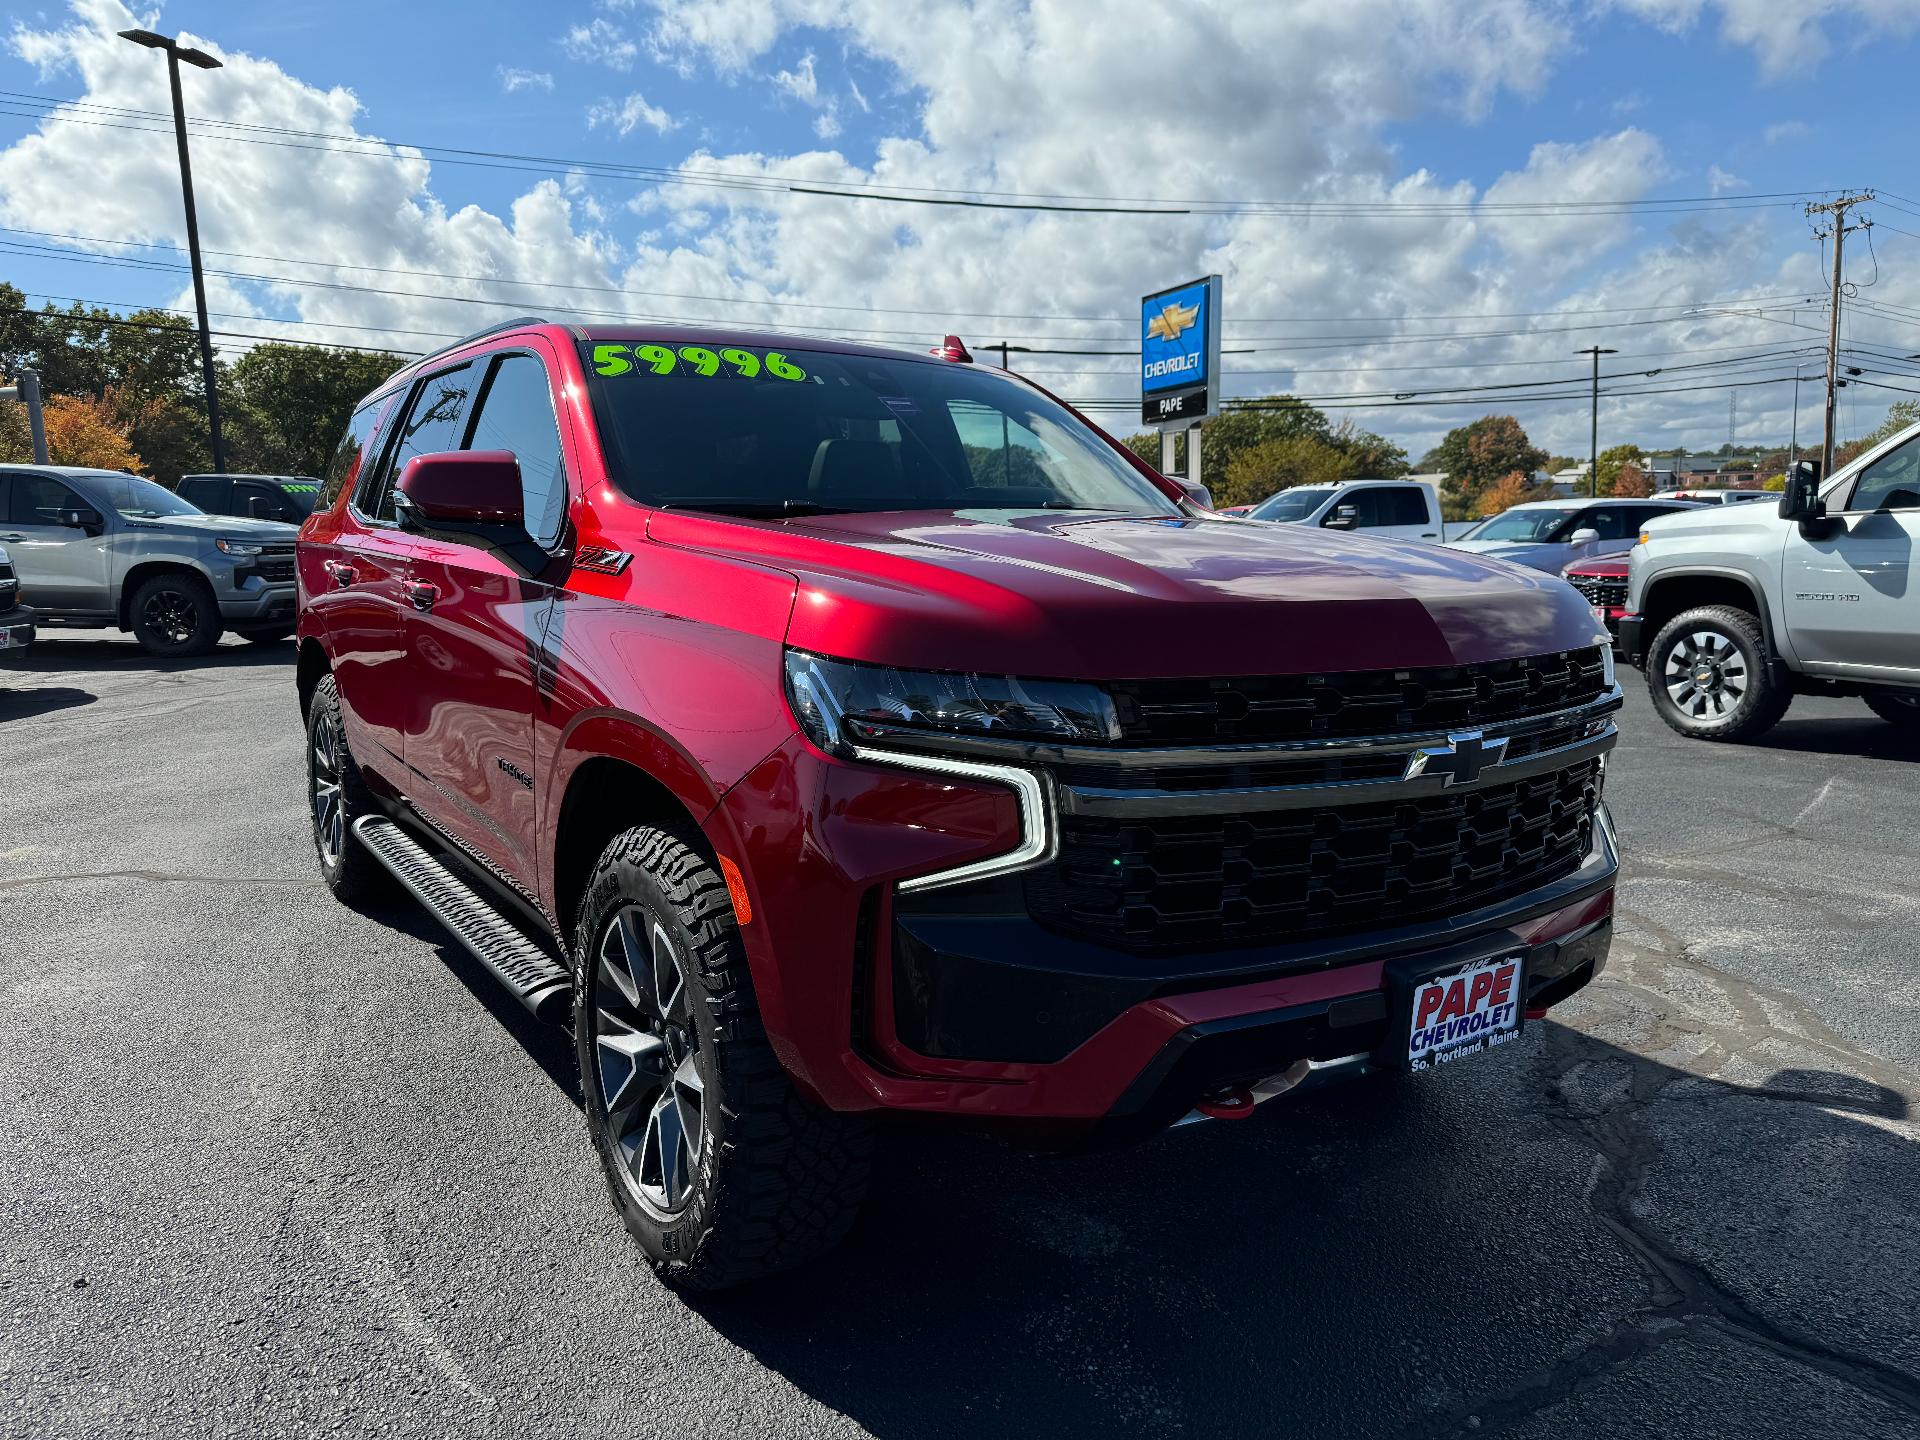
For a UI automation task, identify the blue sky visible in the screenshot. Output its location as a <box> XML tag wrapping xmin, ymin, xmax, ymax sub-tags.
<box><xmin>0</xmin><ymin>0</ymin><xmax>1916</xmax><ymax>458</ymax></box>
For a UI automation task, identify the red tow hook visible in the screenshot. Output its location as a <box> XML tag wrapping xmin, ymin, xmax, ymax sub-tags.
<box><xmin>1195</xmin><ymin>1087</ymin><xmax>1257</xmax><ymax>1120</ymax></box>
<box><xmin>1525</xmin><ymin>1006</ymin><xmax>1550</xmax><ymax>1021</ymax></box>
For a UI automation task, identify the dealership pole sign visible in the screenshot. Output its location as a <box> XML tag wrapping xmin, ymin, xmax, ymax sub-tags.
<box><xmin>1140</xmin><ymin>274</ymin><xmax>1222</xmax><ymax>430</ymax></box>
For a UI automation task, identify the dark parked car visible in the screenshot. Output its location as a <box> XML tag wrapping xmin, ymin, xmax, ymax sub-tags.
<box><xmin>177</xmin><ymin>473</ymin><xmax>322</xmax><ymax>525</ymax></box>
<box><xmin>296</xmin><ymin>318</ymin><xmax>1622</xmax><ymax>1289</ymax></box>
<box><xmin>0</xmin><ymin>542</ymin><xmax>32</xmax><ymax>654</ymax></box>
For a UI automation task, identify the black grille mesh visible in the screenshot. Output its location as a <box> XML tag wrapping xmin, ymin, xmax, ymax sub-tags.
<box><xmin>1106</xmin><ymin>646</ymin><xmax>1608</xmax><ymax>745</ymax></box>
<box><xmin>1025</xmin><ymin>758</ymin><xmax>1601</xmax><ymax>953</ymax></box>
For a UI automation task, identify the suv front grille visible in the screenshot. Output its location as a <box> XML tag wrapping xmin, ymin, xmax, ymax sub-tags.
<box><xmin>1023</xmin><ymin>756</ymin><xmax>1602</xmax><ymax>954</ymax></box>
<box><xmin>247</xmin><ymin>544</ymin><xmax>296</xmax><ymax>584</ymax></box>
<box><xmin>1567</xmin><ymin>576</ymin><xmax>1628</xmax><ymax>610</ymax></box>
<box><xmin>1106</xmin><ymin>646</ymin><xmax>1608</xmax><ymax>745</ymax></box>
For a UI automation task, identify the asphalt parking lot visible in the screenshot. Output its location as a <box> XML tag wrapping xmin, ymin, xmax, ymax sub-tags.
<box><xmin>3</xmin><ymin>636</ymin><xmax>1918</xmax><ymax>1440</ymax></box>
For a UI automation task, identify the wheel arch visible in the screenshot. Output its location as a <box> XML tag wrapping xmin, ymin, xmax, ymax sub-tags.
<box><xmin>118</xmin><ymin>560</ymin><xmax>215</xmax><ymax>631</ymax></box>
<box><xmin>296</xmin><ymin>637</ymin><xmax>330</xmax><ymax>719</ymax></box>
<box><xmin>1639</xmin><ymin>568</ymin><xmax>1776</xmax><ymax>654</ymax></box>
<box><xmin>547</xmin><ymin>723</ymin><xmax>727</xmax><ymax>949</ymax></box>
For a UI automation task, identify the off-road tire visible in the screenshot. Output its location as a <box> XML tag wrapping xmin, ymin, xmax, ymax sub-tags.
<box><xmin>305</xmin><ymin>674</ymin><xmax>392</xmax><ymax>903</ymax></box>
<box><xmin>1864</xmin><ymin>691</ymin><xmax>1920</xmax><ymax>729</ymax></box>
<box><xmin>129</xmin><ymin>572</ymin><xmax>222</xmax><ymax>658</ymax></box>
<box><xmin>238</xmin><ymin>625</ymin><xmax>295</xmax><ymax>644</ymax></box>
<box><xmin>1646</xmin><ymin>605</ymin><xmax>1791</xmax><ymax>742</ymax></box>
<box><xmin>574</xmin><ymin>825</ymin><xmax>872</xmax><ymax>1291</ymax></box>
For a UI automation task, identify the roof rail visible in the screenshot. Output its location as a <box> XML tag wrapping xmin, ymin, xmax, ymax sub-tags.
<box><xmin>412</xmin><ymin>315</ymin><xmax>550</xmax><ymax>368</ymax></box>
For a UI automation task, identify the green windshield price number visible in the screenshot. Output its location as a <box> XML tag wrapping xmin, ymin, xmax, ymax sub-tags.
<box><xmin>593</xmin><ymin>343</ymin><xmax>806</xmax><ymax>382</ymax></box>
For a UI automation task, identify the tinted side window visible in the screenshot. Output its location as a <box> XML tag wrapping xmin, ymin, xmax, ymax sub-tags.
<box><xmin>235</xmin><ymin>481</ymin><xmax>297</xmax><ymax>523</ymax></box>
<box><xmin>1579</xmin><ymin>507</ymin><xmax>1631</xmax><ymax>540</ymax></box>
<box><xmin>179</xmin><ymin>477</ymin><xmax>229</xmax><ymax>513</ymax></box>
<box><xmin>363</xmin><ymin>366</ymin><xmax>475</xmax><ymax>522</ymax></box>
<box><xmin>322</xmin><ymin>399</ymin><xmax>391</xmax><ymax>509</ymax></box>
<box><xmin>1849</xmin><ymin>434</ymin><xmax>1920</xmax><ymax>512</ymax></box>
<box><xmin>8</xmin><ymin>475</ymin><xmax>82</xmax><ymax>525</ymax></box>
<box><xmin>1366</xmin><ymin>487</ymin><xmax>1429</xmax><ymax>527</ymax></box>
<box><xmin>465</xmin><ymin>355</ymin><xmax>569</xmax><ymax>546</ymax></box>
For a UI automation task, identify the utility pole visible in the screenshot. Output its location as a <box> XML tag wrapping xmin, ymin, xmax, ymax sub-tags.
<box><xmin>119</xmin><ymin>27</ymin><xmax>227</xmax><ymax>473</ymax></box>
<box><xmin>0</xmin><ymin>370</ymin><xmax>48</xmax><ymax>462</ymax></box>
<box><xmin>1805</xmin><ymin>191</ymin><xmax>1874</xmax><ymax>478</ymax></box>
<box><xmin>1575</xmin><ymin>346</ymin><xmax>1616</xmax><ymax>496</ymax></box>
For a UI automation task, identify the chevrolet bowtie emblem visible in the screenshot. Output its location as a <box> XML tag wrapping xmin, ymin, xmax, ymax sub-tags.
<box><xmin>1403</xmin><ymin>730</ymin><xmax>1510</xmax><ymax>787</ymax></box>
<box><xmin>1146</xmin><ymin>301</ymin><xmax>1199</xmax><ymax>343</ymax></box>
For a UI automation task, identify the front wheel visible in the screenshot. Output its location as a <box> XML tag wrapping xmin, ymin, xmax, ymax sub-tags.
<box><xmin>575</xmin><ymin>825</ymin><xmax>872</xmax><ymax>1290</ymax></box>
<box><xmin>1645</xmin><ymin>605</ymin><xmax>1792</xmax><ymax>741</ymax></box>
<box><xmin>129</xmin><ymin>573</ymin><xmax>221</xmax><ymax>658</ymax></box>
<box><xmin>306</xmin><ymin>674</ymin><xmax>391</xmax><ymax>904</ymax></box>
<box><xmin>1865</xmin><ymin>691</ymin><xmax>1920</xmax><ymax>729</ymax></box>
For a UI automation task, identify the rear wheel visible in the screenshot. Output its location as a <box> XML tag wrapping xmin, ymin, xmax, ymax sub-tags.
<box><xmin>306</xmin><ymin>674</ymin><xmax>391</xmax><ymax>903</ymax></box>
<box><xmin>1865</xmin><ymin>691</ymin><xmax>1920</xmax><ymax>729</ymax></box>
<box><xmin>575</xmin><ymin>825</ymin><xmax>871</xmax><ymax>1290</ymax></box>
<box><xmin>1645</xmin><ymin>605</ymin><xmax>1791</xmax><ymax>741</ymax></box>
<box><xmin>129</xmin><ymin>572</ymin><xmax>221</xmax><ymax>658</ymax></box>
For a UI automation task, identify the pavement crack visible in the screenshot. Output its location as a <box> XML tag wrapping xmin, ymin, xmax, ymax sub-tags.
<box><xmin>0</xmin><ymin>869</ymin><xmax>316</xmax><ymax>893</ymax></box>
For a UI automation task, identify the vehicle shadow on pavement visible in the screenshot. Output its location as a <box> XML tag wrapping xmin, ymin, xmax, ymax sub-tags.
<box><xmin>9</xmin><ymin>637</ymin><xmax>295</xmax><ymax>673</ymax></box>
<box><xmin>684</xmin><ymin>1027</ymin><xmax>1920</xmax><ymax>1440</ymax></box>
<box><xmin>1738</xmin><ymin>715</ymin><xmax>1920</xmax><ymax>764</ymax></box>
<box><xmin>0</xmin><ymin>683</ymin><xmax>96</xmax><ymax>721</ymax></box>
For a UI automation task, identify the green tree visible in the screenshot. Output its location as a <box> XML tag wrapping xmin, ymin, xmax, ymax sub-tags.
<box><xmin>1327</xmin><ymin>420</ymin><xmax>1409</xmax><ymax>478</ymax></box>
<box><xmin>226</xmin><ymin>343</ymin><xmax>406</xmax><ymax>478</ymax></box>
<box><xmin>1762</xmin><ymin>473</ymin><xmax>1787</xmax><ymax>491</ymax></box>
<box><xmin>1190</xmin><ymin>397</ymin><xmax>1331</xmax><ymax>493</ymax></box>
<box><xmin>1594</xmin><ymin>442</ymin><xmax>1645</xmax><ymax>496</ymax></box>
<box><xmin>1218</xmin><ymin>435</ymin><xmax>1354</xmax><ymax>508</ymax></box>
<box><xmin>1611</xmin><ymin>462</ymin><xmax>1653</xmax><ymax>498</ymax></box>
<box><xmin>1430</xmin><ymin>415</ymin><xmax>1548</xmax><ymax>519</ymax></box>
<box><xmin>1859</xmin><ymin>399</ymin><xmax>1920</xmax><ymax>449</ymax></box>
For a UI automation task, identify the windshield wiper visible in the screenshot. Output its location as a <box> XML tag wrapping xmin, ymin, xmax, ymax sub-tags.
<box><xmin>662</xmin><ymin>500</ymin><xmax>853</xmax><ymax>518</ymax></box>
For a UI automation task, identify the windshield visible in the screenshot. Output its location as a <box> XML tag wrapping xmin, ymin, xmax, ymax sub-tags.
<box><xmin>580</xmin><ymin>340</ymin><xmax>1180</xmax><ymax>518</ymax></box>
<box><xmin>88</xmin><ymin>474</ymin><xmax>204</xmax><ymax>519</ymax></box>
<box><xmin>1247</xmin><ymin>486</ymin><xmax>1335</xmax><ymax>522</ymax></box>
<box><xmin>1459</xmin><ymin>507</ymin><xmax>1579</xmax><ymax>543</ymax></box>
<box><xmin>277</xmin><ymin>481</ymin><xmax>321</xmax><ymax>517</ymax></box>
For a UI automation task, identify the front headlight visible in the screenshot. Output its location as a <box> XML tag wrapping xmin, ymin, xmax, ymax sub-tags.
<box><xmin>215</xmin><ymin>537</ymin><xmax>264</xmax><ymax>557</ymax></box>
<box><xmin>784</xmin><ymin>650</ymin><xmax>1120</xmax><ymax>752</ymax></box>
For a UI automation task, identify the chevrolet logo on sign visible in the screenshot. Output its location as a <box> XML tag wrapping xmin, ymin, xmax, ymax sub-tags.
<box><xmin>1146</xmin><ymin>301</ymin><xmax>1199</xmax><ymax>343</ymax></box>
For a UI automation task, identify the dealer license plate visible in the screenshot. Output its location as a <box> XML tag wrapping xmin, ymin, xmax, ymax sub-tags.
<box><xmin>1406</xmin><ymin>955</ymin><xmax>1523</xmax><ymax>1071</ymax></box>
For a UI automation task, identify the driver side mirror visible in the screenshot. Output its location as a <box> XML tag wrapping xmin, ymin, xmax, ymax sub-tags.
<box><xmin>1778</xmin><ymin>460</ymin><xmax>1827</xmax><ymax>533</ymax></box>
<box><xmin>394</xmin><ymin>450</ymin><xmax>545</xmax><ymax>575</ymax></box>
<box><xmin>55</xmin><ymin>505</ymin><xmax>103</xmax><ymax>532</ymax></box>
<box><xmin>1174</xmin><ymin>478</ymin><xmax>1212</xmax><ymax>509</ymax></box>
<box><xmin>1322</xmin><ymin>505</ymin><xmax>1358</xmax><ymax>531</ymax></box>
<box><xmin>1568</xmin><ymin>527</ymin><xmax>1600</xmax><ymax>546</ymax></box>
<box><xmin>246</xmin><ymin>495</ymin><xmax>281</xmax><ymax>521</ymax></box>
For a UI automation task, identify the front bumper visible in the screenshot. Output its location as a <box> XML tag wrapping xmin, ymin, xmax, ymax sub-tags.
<box><xmin>708</xmin><ymin>717</ymin><xmax>1620</xmax><ymax>1133</ymax></box>
<box><xmin>217</xmin><ymin>579</ymin><xmax>297</xmax><ymax>626</ymax></box>
<box><xmin>0</xmin><ymin>604</ymin><xmax>34</xmax><ymax>651</ymax></box>
<box><xmin>1616</xmin><ymin>614</ymin><xmax>1645</xmax><ymax>665</ymax></box>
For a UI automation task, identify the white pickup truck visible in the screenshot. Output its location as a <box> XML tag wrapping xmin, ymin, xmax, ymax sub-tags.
<box><xmin>1621</xmin><ymin>422</ymin><xmax>1920</xmax><ymax>739</ymax></box>
<box><xmin>1240</xmin><ymin>478</ymin><xmax>1451</xmax><ymax>543</ymax></box>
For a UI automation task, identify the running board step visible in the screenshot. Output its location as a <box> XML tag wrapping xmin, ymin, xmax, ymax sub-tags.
<box><xmin>352</xmin><ymin>815</ymin><xmax>572</xmax><ymax>1019</ymax></box>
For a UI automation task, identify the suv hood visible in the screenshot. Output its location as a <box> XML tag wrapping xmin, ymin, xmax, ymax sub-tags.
<box><xmin>124</xmin><ymin>513</ymin><xmax>300</xmax><ymax>541</ymax></box>
<box><xmin>650</xmin><ymin>508</ymin><xmax>1607</xmax><ymax>679</ymax></box>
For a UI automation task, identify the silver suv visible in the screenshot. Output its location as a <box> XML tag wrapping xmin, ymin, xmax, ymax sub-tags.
<box><xmin>0</xmin><ymin>465</ymin><xmax>300</xmax><ymax>657</ymax></box>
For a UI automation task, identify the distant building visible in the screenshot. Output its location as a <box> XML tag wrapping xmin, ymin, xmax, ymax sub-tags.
<box><xmin>1646</xmin><ymin>454</ymin><xmax>1766</xmax><ymax>490</ymax></box>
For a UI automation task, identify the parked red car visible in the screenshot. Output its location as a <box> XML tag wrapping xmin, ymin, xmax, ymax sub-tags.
<box><xmin>296</xmin><ymin>318</ymin><xmax>1621</xmax><ymax>1288</ymax></box>
<box><xmin>1563</xmin><ymin>555</ymin><xmax>1629</xmax><ymax>643</ymax></box>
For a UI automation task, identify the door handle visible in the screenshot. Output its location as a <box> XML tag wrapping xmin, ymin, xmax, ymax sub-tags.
<box><xmin>404</xmin><ymin>580</ymin><xmax>439</xmax><ymax>611</ymax></box>
<box><xmin>0</xmin><ymin>532</ymin><xmax>24</xmax><ymax>543</ymax></box>
<box><xmin>324</xmin><ymin>560</ymin><xmax>358</xmax><ymax>588</ymax></box>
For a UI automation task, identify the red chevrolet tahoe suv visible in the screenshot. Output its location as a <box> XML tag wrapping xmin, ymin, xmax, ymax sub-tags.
<box><xmin>295</xmin><ymin>318</ymin><xmax>1622</xmax><ymax>1289</ymax></box>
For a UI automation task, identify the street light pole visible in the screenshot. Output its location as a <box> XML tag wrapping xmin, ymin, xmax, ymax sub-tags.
<box><xmin>119</xmin><ymin>28</ymin><xmax>227</xmax><ymax>473</ymax></box>
<box><xmin>1575</xmin><ymin>346</ymin><xmax>1616</xmax><ymax>497</ymax></box>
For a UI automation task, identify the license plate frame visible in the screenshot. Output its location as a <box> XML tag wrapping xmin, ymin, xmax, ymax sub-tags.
<box><xmin>1377</xmin><ymin>950</ymin><xmax>1527</xmax><ymax>1073</ymax></box>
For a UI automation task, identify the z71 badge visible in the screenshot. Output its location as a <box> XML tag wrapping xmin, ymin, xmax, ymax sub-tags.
<box><xmin>573</xmin><ymin>546</ymin><xmax>633</xmax><ymax>576</ymax></box>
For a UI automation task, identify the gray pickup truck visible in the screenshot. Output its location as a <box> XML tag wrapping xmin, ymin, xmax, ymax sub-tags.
<box><xmin>0</xmin><ymin>465</ymin><xmax>301</xmax><ymax>657</ymax></box>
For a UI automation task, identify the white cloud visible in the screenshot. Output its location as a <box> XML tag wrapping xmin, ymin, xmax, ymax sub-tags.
<box><xmin>1706</xmin><ymin>163</ymin><xmax>1746</xmax><ymax>195</ymax></box>
<box><xmin>1605</xmin><ymin>0</ymin><xmax>1920</xmax><ymax>77</ymax></box>
<box><xmin>1763</xmin><ymin>120</ymin><xmax>1810</xmax><ymax>146</ymax></box>
<box><xmin>497</xmin><ymin>66</ymin><xmax>555</xmax><ymax>93</ymax></box>
<box><xmin>587</xmin><ymin>92</ymin><xmax>679</xmax><ymax>136</ymax></box>
<box><xmin>813</xmin><ymin>112</ymin><xmax>841</xmax><ymax>140</ymax></box>
<box><xmin>561</xmin><ymin>18</ymin><xmax>639</xmax><ymax>71</ymax></box>
<box><xmin>773</xmin><ymin>52</ymin><xmax>820</xmax><ymax>105</ymax></box>
<box><xmin>848</xmin><ymin>78</ymin><xmax>871</xmax><ymax>113</ymax></box>
<box><xmin>0</xmin><ymin>0</ymin><xmax>1902</xmax><ymax>461</ymax></box>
